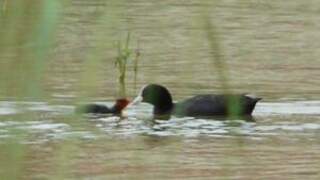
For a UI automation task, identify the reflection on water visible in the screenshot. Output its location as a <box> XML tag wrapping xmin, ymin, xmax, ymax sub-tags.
<box><xmin>0</xmin><ymin>101</ymin><xmax>320</xmax><ymax>179</ymax></box>
<box><xmin>1</xmin><ymin>100</ymin><xmax>320</xmax><ymax>139</ymax></box>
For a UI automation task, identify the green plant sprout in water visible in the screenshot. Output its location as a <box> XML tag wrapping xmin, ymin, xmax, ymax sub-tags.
<box><xmin>115</xmin><ymin>33</ymin><xmax>140</xmax><ymax>97</ymax></box>
<box><xmin>115</xmin><ymin>33</ymin><xmax>131</xmax><ymax>97</ymax></box>
<box><xmin>133</xmin><ymin>39</ymin><xmax>141</xmax><ymax>93</ymax></box>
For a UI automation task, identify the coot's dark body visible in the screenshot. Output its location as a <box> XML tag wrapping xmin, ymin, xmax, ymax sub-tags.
<box><xmin>174</xmin><ymin>94</ymin><xmax>260</xmax><ymax>117</ymax></box>
<box><xmin>78</xmin><ymin>104</ymin><xmax>117</xmax><ymax>114</ymax></box>
<box><xmin>132</xmin><ymin>84</ymin><xmax>261</xmax><ymax>119</ymax></box>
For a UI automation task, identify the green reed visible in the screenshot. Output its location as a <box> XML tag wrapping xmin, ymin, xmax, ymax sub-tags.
<box><xmin>0</xmin><ymin>1</ymin><xmax>71</xmax><ymax>179</ymax></box>
<box><xmin>115</xmin><ymin>33</ymin><xmax>131</xmax><ymax>97</ymax></box>
<box><xmin>0</xmin><ymin>0</ymin><xmax>60</xmax><ymax>100</ymax></box>
<box><xmin>133</xmin><ymin>39</ymin><xmax>141</xmax><ymax>93</ymax></box>
<box><xmin>203</xmin><ymin>8</ymin><xmax>242</xmax><ymax>117</ymax></box>
<box><xmin>115</xmin><ymin>33</ymin><xmax>140</xmax><ymax>97</ymax></box>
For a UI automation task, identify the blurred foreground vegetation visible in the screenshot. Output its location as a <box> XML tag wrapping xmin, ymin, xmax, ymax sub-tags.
<box><xmin>1</xmin><ymin>0</ymin><xmax>320</xmax><ymax>179</ymax></box>
<box><xmin>0</xmin><ymin>0</ymin><xmax>141</xmax><ymax>102</ymax></box>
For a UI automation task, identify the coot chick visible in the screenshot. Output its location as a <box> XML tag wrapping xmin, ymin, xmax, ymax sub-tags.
<box><xmin>130</xmin><ymin>84</ymin><xmax>261</xmax><ymax>119</ymax></box>
<box><xmin>76</xmin><ymin>98</ymin><xmax>130</xmax><ymax>115</ymax></box>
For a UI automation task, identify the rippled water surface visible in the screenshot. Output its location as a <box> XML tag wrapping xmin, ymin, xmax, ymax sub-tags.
<box><xmin>1</xmin><ymin>100</ymin><xmax>320</xmax><ymax>179</ymax></box>
<box><xmin>1</xmin><ymin>0</ymin><xmax>320</xmax><ymax>179</ymax></box>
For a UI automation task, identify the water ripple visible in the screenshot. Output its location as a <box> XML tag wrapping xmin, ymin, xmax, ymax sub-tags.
<box><xmin>0</xmin><ymin>100</ymin><xmax>319</xmax><ymax>142</ymax></box>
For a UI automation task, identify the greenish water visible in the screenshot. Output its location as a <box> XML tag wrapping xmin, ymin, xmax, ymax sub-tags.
<box><xmin>0</xmin><ymin>1</ymin><xmax>320</xmax><ymax>179</ymax></box>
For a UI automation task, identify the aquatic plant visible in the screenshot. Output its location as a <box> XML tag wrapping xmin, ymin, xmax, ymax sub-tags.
<box><xmin>115</xmin><ymin>33</ymin><xmax>140</xmax><ymax>97</ymax></box>
<box><xmin>133</xmin><ymin>40</ymin><xmax>141</xmax><ymax>93</ymax></box>
<box><xmin>115</xmin><ymin>33</ymin><xmax>131</xmax><ymax>97</ymax></box>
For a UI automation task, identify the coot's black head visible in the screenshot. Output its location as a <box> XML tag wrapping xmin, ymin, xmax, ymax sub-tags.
<box><xmin>132</xmin><ymin>84</ymin><xmax>174</xmax><ymax>114</ymax></box>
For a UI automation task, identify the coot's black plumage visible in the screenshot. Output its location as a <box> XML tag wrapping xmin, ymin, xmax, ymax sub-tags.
<box><xmin>76</xmin><ymin>98</ymin><xmax>130</xmax><ymax>115</ymax></box>
<box><xmin>131</xmin><ymin>84</ymin><xmax>261</xmax><ymax>119</ymax></box>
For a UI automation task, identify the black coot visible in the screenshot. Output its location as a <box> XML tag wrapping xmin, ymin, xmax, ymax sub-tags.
<box><xmin>76</xmin><ymin>98</ymin><xmax>130</xmax><ymax>115</ymax></box>
<box><xmin>131</xmin><ymin>84</ymin><xmax>261</xmax><ymax>119</ymax></box>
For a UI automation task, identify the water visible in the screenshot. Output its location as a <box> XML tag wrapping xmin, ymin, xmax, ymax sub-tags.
<box><xmin>1</xmin><ymin>0</ymin><xmax>320</xmax><ymax>179</ymax></box>
<box><xmin>0</xmin><ymin>100</ymin><xmax>319</xmax><ymax>179</ymax></box>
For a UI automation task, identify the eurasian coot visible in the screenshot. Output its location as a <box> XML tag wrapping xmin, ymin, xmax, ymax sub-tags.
<box><xmin>76</xmin><ymin>98</ymin><xmax>130</xmax><ymax>115</ymax></box>
<box><xmin>130</xmin><ymin>84</ymin><xmax>261</xmax><ymax>119</ymax></box>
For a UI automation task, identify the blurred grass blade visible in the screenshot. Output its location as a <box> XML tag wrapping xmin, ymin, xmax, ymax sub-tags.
<box><xmin>31</xmin><ymin>0</ymin><xmax>60</xmax><ymax>99</ymax></box>
<box><xmin>203</xmin><ymin>10</ymin><xmax>241</xmax><ymax>116</ymax></box>
<box><xmin>133</xmin><ymin>39</ymin><xmax>141</xmax><ymax>93</ymax></box>
<box><xmin>0</xmin><ymin>0</ymin><xmax>60</xmax><ymax>100</ymax></box>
